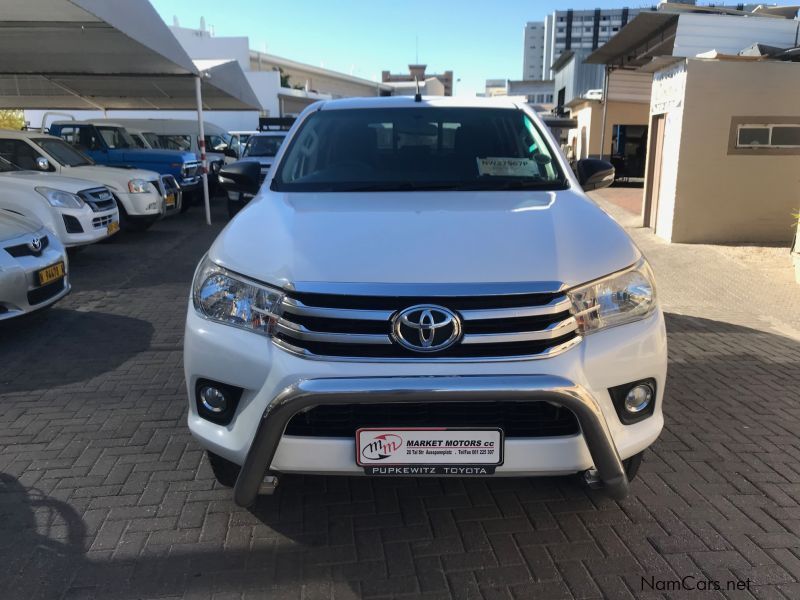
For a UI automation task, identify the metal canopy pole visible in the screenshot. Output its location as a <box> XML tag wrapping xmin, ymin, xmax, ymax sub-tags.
<box><xmin>599</xmin><ymin>65</ymin><xmax>611</xmax><ymax>160</ymax></box>
<box><xmin>194</xmin><ymin>75</ymin><xmax>211</xmax><ymax>225</ymax></box>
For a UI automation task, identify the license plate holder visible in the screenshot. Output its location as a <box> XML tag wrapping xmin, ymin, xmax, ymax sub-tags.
<box><xmin>37</xmin><ymin>261</ymin><xmax>65</xmax><ymax>286</ymax></box>
<box><xmin>356</xmin><ymin>428</ymin><xmax>503</xmax><ymax>475</ymax></box>
<box><xmin>165</xmin><ymin>193</ymin><xmax>176</xmax><ymax>208</ymax></box>
<box><xmin>107</xmin><ymin>221</ymin><xmax>120</xmax><ymax>235</ymax></box>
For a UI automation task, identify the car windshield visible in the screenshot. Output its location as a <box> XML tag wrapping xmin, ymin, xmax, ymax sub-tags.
<box><xmin>0</xmin><ymin>156</ymin><xmax>20</xmax><ymax>172</ymax></box>
<box><xmin>97</xmin><ymin>126</ymin><xmax>136</xmax><ymax>149</ymax></box>
<box><xmin>244</xmin><ymin>135</ymin><xmax>284</xmax><ymax>158</ymax></box>
<box><xmin>33</xmin><ymin>138</ymin><xmax>94</xmax><ymax>167</ymax></box>
<box><xmin>205</xmin><ymin>134</ymin><xmax>232</xmax><ymax>151</ymax></box>
<box><xmin>272</xmin><ymin>107</ymin><xmax>566</xmax><ymax>192</ymax></box>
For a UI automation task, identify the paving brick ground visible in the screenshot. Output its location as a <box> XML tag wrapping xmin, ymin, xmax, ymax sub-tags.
<box><xmin>1</xmin><ymin>193</ymin><xmax>799</xmax><ymax>600</ymax></box>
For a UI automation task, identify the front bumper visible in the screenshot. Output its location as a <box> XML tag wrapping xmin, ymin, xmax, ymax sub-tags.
<box><xmin>0</xmin><ymin>243</ymin><xmax>70</xmax><ymax>320</ymax></box>
<box><xmin>116</xmin><ymin>190</ymin><xmax>164</xmax><ymax>218</ymax></box>
<box><xmin>185</xmin><ymin>308</ymin><xmax>667</xmax><ymax>506</ymax></box>
<box><xmin>57</xmin><ymin>206</ymin><xmax>119</xmax><ymax>247</ymax></box>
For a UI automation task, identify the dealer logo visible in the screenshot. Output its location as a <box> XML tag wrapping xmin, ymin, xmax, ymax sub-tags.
<box><xmin>360</xmin><ymin>433</ymin><xmax>403</xmax><ymax>461</ymax></box>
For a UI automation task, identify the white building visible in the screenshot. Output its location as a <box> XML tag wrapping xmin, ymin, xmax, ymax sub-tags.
<box><xmin>522</xmin><ymin>22</ymin><xmax>546</xmax><ymax>80</ymax></box>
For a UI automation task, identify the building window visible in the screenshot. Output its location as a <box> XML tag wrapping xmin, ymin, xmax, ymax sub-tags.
<box><xmin>729</xmin><ymin>117</ymin><xmax>800</xmax><ymax>155</ymax></box>
<box><xmin>736</xmin><ymin>124</ymin><xmax>800</xmax><ymax>148</ymax></box>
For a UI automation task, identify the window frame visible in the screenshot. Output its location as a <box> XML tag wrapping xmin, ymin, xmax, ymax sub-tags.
<box><xmin>728</xmin><ymin>116</ymin><xmax>800</xmax><ymax>155</ymax></box>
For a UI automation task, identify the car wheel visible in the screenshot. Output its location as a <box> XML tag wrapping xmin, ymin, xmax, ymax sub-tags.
<box><xmin>207</xmin><ymin>451</ymin><xmax>240</xmax><ymax>487</ymax></box>
<box><xmin>623</xmin><ymin>451</ymin><xmax>644</xmax><ymax>481</ymax></box>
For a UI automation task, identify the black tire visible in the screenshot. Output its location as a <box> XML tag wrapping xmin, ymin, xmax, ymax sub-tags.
<box><xmin>623</xmin><ymin>451</ymin><xmax>644</xmax><ymax>481</ymax></box>
<box><xmin>207</xmin><ymin>451</ymin><xmax>240</xmax><ymax>487</ymax></box>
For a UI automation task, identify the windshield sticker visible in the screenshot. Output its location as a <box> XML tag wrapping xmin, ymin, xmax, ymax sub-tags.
<box><xmin>477</xmin><ymin>157</ymin><xmax>539</xmax><ymax>177</ymax></box>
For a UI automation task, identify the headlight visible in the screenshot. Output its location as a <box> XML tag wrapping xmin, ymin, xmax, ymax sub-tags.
<box><xmin>568</xmin><ymin>259</ymin><xmax>656</xmax><ymax>335</ymax></box>
<box><xmin>128</xmin><ymin>178</ymin><xmax>151</xmax><ymax>193</ymax></box>
<box><xmin>35</xmin><ymin>187</ymin><xmax>84</xmax><ymax>209</ymax></box>
<box><xmin>192</xmin><ymin>256</ymin><xmax>283</xmax><ymax>335</ymax></box>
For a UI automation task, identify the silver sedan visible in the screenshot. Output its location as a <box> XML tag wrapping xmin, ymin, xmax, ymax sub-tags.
<box><xmin>0</xmin><ymin>210</ymin><xmax>70</xmax><ymax>320</ymax></box>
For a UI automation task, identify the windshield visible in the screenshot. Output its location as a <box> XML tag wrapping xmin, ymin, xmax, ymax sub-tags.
<box><xmin>205</xmin><ymin>134</ymin><xmax>232</xmax><ymax>152</ymax></box>
<box><xmin>97</xmin><ymin>126</ymin><xmax>136</xmax><ymax>149</ymax></box>
<box><xmin>157</xmin><ymin>134</ymin><xmax>192</xmax><ymax>151</ymax></box>
<box><xmin>34</xmin><ymin>138</ymin><xmax>94</xmax><ymax>167</ymax></box>
<box><xmin>0</xmin><ymin>156</ymin><xmax>19</xmax><ymax>172</ymax></box>
<box><xmin>244</xmin><ymin>135</ymin><xmax>284</xmax><ymax>158</ymax></box>
<box><xmin>272</xmin><ymin>107</ymin><xmax>566</xmax><ymax>192</ymax></box>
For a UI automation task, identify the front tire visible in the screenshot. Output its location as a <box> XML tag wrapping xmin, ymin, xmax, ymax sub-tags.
<box><xmin>207</xmin><ymin>451</ymin><xmax>240</xmax><ymax>487</ymax></box>
<box><xmin>623</xmin><ymin>451</ymin><xmax>644</xmax><ymax>481</ymax></box>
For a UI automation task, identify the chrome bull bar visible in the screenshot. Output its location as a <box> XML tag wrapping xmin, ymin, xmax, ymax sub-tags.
<box><xmin>233</xmin><ymin>375</ymin><xmax>629</xmax><ymax>507</ymax></box>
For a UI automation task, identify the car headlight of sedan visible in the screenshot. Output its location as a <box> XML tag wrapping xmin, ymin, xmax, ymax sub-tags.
<box><xmin>128</xmin><ymin>178</ymin><xmax>152</xmax><ymax>193</ymax></box>
<box><xmin>35</xmin><ymin>187</ymin><xmax>84</xmax><ymax>209</ymax></box>
<box><xmin>568</xmin><ymin>259</ymin><xmax>656</xmax><ymax>335</ymax></box>
<box><xmin>192</xmin><ymin>256</ymin><xmax>283</xmax><ymax>335</ymax></box>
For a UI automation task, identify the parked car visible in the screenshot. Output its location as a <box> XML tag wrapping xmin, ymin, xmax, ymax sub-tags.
<box><xmin>187</xmin><ymin>97</ymin><xmax>667</xmax><ymax>508</ymax></box>
<box><xmin>46</xmin><ymin>120</ymin><xmax>201</xmax><ymax>210</ymax></box>
<box><xmin>0</xmin><ymin>209</ymin><xmax>70</xmax><ymax>320</ymax></box>
<box><xmin>0</xmin><ymin>156</ymin><xmax>119</xmax><ymax>247</ymax></box>
<box><xmin>98</xmin><ymin>118</ymin><xmax>233</xmax><ymax>190</ymax></box>
<box><xmin>224</xmin><ymin>130</ymin><xmax>287</xmax><ymax>218</ymax></box>
<box><xmin>0</xmin><ymin>129</ymin><xmax>173</xmax><ymax>230</ymax></box>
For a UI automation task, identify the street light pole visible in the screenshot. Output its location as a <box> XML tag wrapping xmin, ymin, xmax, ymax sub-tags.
<box><xmin>599</xmin><ymin>65</ymin><xmax>611</xmax><ymax>161</ymax></box>
<box><xmin>195</xmin><ymin>75</ymin><xmax>211</xmax><ymax>225</ymax></box>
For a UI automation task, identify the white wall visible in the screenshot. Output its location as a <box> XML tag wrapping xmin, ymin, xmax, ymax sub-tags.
<box><xmin>170</xmin><ymin>26</ymin><xmax>250</xmax><ymax>70</ymax></box>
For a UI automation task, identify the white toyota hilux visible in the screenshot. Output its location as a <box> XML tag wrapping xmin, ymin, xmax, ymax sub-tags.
<box><xmin>186</xmin><ymin>97</ymin><xmax>667</xmax><ymax>507</ymax></box>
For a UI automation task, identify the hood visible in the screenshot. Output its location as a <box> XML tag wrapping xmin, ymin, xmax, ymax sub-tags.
<box><xmin>209</xmin><ymin>189</ymin><xmax>641</xmax><ymax>290</ymax></box>
<box><xmin>62</xmin><ymin>164</ymin><xmax>161</xmax><ymax>184</ymax></box>
<box><xmin>0</xmin><ymin>170</ymin><xmax>110</xmax><ymax>194</ymax></box>
<box><xmin>0</xmin><ymin>209</ymin><xmax>42</xmax><ymax>241</ymax></box>
<box><xmin>114</xmin><ymin>149</ymin><xmax>198</xmax><ymax>163</ymax></box>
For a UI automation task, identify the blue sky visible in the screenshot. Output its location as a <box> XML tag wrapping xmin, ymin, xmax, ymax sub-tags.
<box><xmin>151</xmin><ymin>1</ymin><xmax>798</xmax><ymax>96</ymax></box>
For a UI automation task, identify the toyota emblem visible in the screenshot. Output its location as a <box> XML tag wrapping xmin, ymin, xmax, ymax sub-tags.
<box><xmin>391</xmin><ymin>304</ymin><xmax>461</xmax><ymax>352</ymax></box>
<box><xmin>28</xmin><ymin>236</ymin><xmax>43</xmax><ymax>254</ymax></box>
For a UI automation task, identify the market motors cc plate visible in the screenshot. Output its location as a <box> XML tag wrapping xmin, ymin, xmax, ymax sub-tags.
<box><xmin>356</xmin><ymin>427</ymin><xmax>503</xmax><ymax>475</ymax></box>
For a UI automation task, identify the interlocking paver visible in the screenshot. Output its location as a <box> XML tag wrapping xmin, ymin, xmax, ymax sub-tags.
<box><xmin>1</xmin><ymin>193</ymin><xmax>800</xmax><ymax>599</ymax></box>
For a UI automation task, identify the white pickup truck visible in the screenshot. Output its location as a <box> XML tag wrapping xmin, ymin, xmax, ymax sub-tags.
<box><xmin>186</xmin><ymin>97</ymin><xmax>667</xmax><ymax>507</ymax></box>
<box><xmin>0</xmin><ymin>156</ymin><xmax>119</xmax><ymax>248</ymax></box>
<box><xmin>0</xmin><ymin>130</ymin><xmax>170</xmax><ymax>230</ymax></box>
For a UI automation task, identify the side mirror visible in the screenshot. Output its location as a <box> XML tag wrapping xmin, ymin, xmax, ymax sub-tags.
<box><xmin>576</xmin><ymin>159</ymin><xmax>615</xmax><ymax>192</ymax></box>
<box><xmin>218</xmin><ymin>160</ymin><xmax>261</xmax><ymax>196</ymax></box>
<box><xmin>35</xmin><ymin>157</ymin><xmax>51</xmax><ymax>171</ymax></box>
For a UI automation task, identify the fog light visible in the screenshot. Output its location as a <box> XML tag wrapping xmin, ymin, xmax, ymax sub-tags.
<box><xmin>624</xmin><ymin>384</ymin><xmax>653</xmax><ymax>413</ymax></box>
<box><xmin>199</xmin><ymin>386</ymin><xmax>228</xmax><ymax>413</ymax></box>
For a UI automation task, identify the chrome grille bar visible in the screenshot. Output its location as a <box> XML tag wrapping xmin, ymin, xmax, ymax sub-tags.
<box><xmin>281</xmin><ymin>297</ymin><xmax>393</xmax><ymax>321</ymax></box>
<box><xmin>461</xmin><ymin>318</ymin><xmax>578</xmax><ymax>345</ymax></box>
<box><xmin>275</xmin><ymin>321</ymin><xmax>391</xmax><ymax>345</ymax></box>
<box><xmin>459</xmin><ymin>297</ymin><xmax>572</xmax><ymax>321</ymax></box>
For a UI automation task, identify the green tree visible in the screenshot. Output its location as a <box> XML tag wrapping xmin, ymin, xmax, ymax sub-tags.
<box><xmin>0</xmin><ymin>110</ymin><xmax>24</xmax><ymax>130</ymax></box>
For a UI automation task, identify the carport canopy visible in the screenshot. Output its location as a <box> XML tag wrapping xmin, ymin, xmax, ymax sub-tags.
<box><xmin>0</xmin><ymin>0</ymin><xmax>260</xmax><ymax>110</ymax></box>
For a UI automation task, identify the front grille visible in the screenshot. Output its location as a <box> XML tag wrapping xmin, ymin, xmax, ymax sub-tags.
<box><xmin>27</xmin><ymin>278</ymin><xmax>66</xmax><ymax>305</ymax></box>
<box><xmin>5</xmin><ymin>235</ymin><xmax>49</xmax><ymax>258</ymax></box>
<box><xmin>182</xmin><ymin>161</ymin><xmax>201</xmax><ymax>178</ymax></box>
<box><xmin>284</xmin><ymin>402</ymin><xmax>580</xmax><ymax>438</ymax></box>
<box><xmin>79</xmin><ymin>187</ymin><xmax>116</xmax><ymax>212</ymax></box>
<box><xmin>92</xmin><ymin>214</ymin><xmax>114</xmax><ymax>229</ymax></box>
<box><xmin>274</xmin><ymin>288</ymin><xmax>580</xmax><ymax>361</ymax></box>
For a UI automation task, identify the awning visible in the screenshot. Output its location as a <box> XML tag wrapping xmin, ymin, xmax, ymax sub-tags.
<box><xmin>0</xmin><ymin>0</ymin><xmax>259</xmax><ymax>110</ymax></box>
<box><xmin>585</xmin><ymin>12</ymin><xmax>679</xmax><ymax>67</ymax></box>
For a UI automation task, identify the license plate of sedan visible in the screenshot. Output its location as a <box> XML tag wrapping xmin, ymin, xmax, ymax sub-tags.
<box><xmin>357</xmin><ymin>428</ymin><xmax>503</xmax><ymax>475</ymax></box>
<box><xmin>37</xmin><ymin>261</ymin><xmax>65</xmax><ymax>286</ymax></box>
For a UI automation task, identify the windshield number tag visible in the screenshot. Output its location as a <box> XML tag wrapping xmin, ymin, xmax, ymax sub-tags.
<box><xmin>477</xmin><ymin>157</ymin><xmax>538</xmax><ymax>177</ymax></box>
